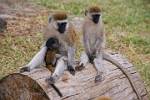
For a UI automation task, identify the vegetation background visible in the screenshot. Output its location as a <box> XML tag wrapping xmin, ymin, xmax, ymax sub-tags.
<box><xmin>0</xmin><ymin>0</ymin><xmax>149</xmax><ymax>93</ymax></box>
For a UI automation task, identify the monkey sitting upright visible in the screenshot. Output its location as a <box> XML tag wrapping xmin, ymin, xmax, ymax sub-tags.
<box><xmin>20</xmin><ymin>11</ymin><xmax>78</xmax><ymax>86</ymax></box>
<box><xmin>79</xmin><ymin>5</ymin><xmax>106</xmax><ymax>83</ymax></box>
<box><xmin>79</xmin><ymin>5</ymin><xmax>141</xmax><ymax>100</ymax></box>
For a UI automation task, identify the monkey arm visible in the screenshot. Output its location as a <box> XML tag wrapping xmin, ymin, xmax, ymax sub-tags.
<box><xmin>67</xmin><ymin>46</ymin><xmax>75</xmax><ymax>66</ymax></box>
<box><xmin>83</xmin><ymin>32</ymin><xmax>91</xmax><ymax>55</ymax></box>
<box><xmin>67</xmin><ymin>46</ymin><xmax>76</xmax><ymax>75</ymax></box>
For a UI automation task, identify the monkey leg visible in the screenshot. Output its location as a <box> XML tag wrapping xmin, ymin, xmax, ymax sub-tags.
<box><xmin>79</xmin><ymin>51</ymin><xmax>89</xmax><ymax>68</ymax></box>
<box><xmin>20</xmin><ymin>46</ymin><xmax>47</xmax><ymax>72</ymax></box>
<box><xmin>93</xmin><ymin>53</ymin><xmax>106</xmax><ymax>83</ymax></box>
<box><xmin>46</xmin><ymin>57</ymin><xmax>67</xmax><ymax>84</ymax></box>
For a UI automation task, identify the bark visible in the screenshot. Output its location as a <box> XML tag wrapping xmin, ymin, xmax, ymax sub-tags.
<box><xmin>0</xmin><ymin>52</ymin><xmax>149</xmax><ymax>100</ymax></box>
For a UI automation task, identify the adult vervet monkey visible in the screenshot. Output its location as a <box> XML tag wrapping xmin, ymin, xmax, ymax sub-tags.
<box><xmin>80</xmin><ymin>5</ymin><xmax>106</xmax><ymax>83</ymax></box>
<box><xmin>80</xmin><ymin>5</ymin><xmax>142</xmax><ymax>100</ymax></box>
<box><xmin>20</xmin><ymin>11</ymin><xmax>79</xmax><ymax>85</ymax></box>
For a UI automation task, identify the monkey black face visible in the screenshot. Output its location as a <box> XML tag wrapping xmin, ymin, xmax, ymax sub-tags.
<box><xmin>46</xmin><ymin>37</ymin><xmax>59</xmax><ymax>50</ymax></box>
<box><xmin>92</xmin><ymin>14</ymin><xmax>100</xmax><ymax>24</ymax></box>
<box><xmin>57</xmin><ymin>22</ymin><xmax>67</xmax><ymax>34</ymax></box>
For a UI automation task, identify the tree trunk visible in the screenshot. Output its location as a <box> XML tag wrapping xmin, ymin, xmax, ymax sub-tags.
<box><xmin>0</xmin><ymin>52</ymin><xmax>149</xmax><ymax>100</ymax></box>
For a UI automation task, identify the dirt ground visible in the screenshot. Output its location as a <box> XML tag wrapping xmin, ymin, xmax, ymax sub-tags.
<box><xmin>0</xmin><ymin>0</ymin><xmax>50</xmax><ymax>37</ymax></box>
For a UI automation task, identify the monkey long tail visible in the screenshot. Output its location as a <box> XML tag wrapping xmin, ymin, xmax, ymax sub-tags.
<box><xmin>51</xmin><ymin>84</ymin><xmax>63</xmax><ymax>97</ymax></box>
<box><xmin>103</xmin><ymin>52</ymin><xmax>142</xmax><ymax>100</ymax></box>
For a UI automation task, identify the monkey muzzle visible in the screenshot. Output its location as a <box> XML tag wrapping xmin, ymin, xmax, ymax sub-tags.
<box><xmin>57</xmin><ymin>22</ymin><xmax>67</xmax><ymax>34</ymax></box>
<box><xmin>92</xmin><ymin>14</ymin><xmax>100</xmax><ymax>24</ymax></box>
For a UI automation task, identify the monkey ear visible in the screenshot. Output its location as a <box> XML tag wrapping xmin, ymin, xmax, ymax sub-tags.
<box><xmin>85</xmin><ymin>10</ymin><xmax>88</xmax><ymax>16</ymax></box>
<box><xmin>48</xmin><ymin>16</ymin><xmax>52</xmax><ymax>23</ymax></box>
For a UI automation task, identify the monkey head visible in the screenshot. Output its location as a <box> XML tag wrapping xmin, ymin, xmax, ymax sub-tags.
<box><xmin>46</xmin><ymin>37</ymin><xmax>60</xmax><ymax>51</ymax></box>
<box><xmin>49</xmin><ymin>12</ymin><xmax>68</xmax><ymax>34</ymax></box>
<box><xmin>85</xmin><ymin>5</ymin><xmax>102</xmax><ymax>24</ymax></box>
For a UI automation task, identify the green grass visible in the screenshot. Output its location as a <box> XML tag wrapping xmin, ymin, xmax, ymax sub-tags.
<box><xmin>0</xmin><ymin>33</ymin><xmax>43</xmax><ymax>78</ymax></box>
<box><xmin>0</xmin><ymin>0</ymin><xmax>150</xmax><ymax>93</ymax></box>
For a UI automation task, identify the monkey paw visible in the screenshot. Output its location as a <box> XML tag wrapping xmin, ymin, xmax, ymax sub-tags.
<box><xmin>75</xmin><ymin>63</ymin><xmax>85</xmax><ymax>71</ymax></box>
<box><xmin>67</xmin><ymin>65</ymin><xmax>75</xmax><ymax>75</ymax></box>
<box><xmin>94</xmin><ymin>74</ymin><xmax>104</xmax><ymax>83</ymax></box>
<box><xmin>46</xmin><ymin>76</ymin><xmax>55</xmax><ymax>84</ymax></box>
<box><xmin>20</xmin><ymin>67</ymin><xmax>30</xmax><ymax>73</ymax></box>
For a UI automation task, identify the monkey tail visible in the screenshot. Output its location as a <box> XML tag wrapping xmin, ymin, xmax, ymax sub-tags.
<box><xmin>51</xmin><ymin>84</ymin><xmax>63</xmax><ymax>97</ymax></box>
<box><xmin>103</xmin><ymin>52</ymin><xmax>142</xmax><ymax>100</ymax></box>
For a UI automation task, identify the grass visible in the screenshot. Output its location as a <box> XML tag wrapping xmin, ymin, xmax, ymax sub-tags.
<box><xmin>34</xmin><ymin>0</ymin><xmax>150</xmax><ymax>92</ymax></box>
<box><xmin>0</xmin><ymin>0</ymin><xmax>150</xmax><ymax>93</ymax></box>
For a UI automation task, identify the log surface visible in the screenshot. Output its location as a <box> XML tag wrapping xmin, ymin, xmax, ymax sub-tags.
<box><xmin>0</xmin><ymin>52</ymin><xmax>149</xmax><ymax>100</ymax></box>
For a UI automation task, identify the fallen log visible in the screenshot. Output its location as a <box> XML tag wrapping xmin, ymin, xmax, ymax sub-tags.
<box><xmin>0</xmin><ymin>52</ymin><xmax>149</xmax><ymax>100</ymax></box>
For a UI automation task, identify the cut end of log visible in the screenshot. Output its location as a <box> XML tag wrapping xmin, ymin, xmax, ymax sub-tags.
<box><xmin>0</xmin><ymin>73</ymin><xmax>49</xmax><ymax>100</ymax></box>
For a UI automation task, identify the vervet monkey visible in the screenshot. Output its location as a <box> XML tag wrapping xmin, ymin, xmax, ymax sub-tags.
<box><xmin>80</xmin><ymin>5</ymin><xmax>141</xmax><ymax>100</ymax></box>
<box><xmin>20</xmin><ymin>11</ymin><xmax>78</xmax><ymax>86</ymax></box>
<box><xmin>44</xmin><ymin>37</ymin><xmax>60</xmax><ymax>72</ymax></box>
<box><xmin>44</xmin><ymin>37</ymin><xmax>63</xmax><ymax>97</ymax></box>
<box><xmin>80</xmin><ymin>5</ymin><xmax>106</xmax><ymax>83</ymax></box>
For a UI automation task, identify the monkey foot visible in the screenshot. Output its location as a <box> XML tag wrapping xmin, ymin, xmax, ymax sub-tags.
<box><xmin>20</xmin><ymin>67</ymin><xmax>30</xmax><ymax>73</ymax></box>
<box><xmin>94</xmin><ymin>74</ymin><xmax>104</xmax><ymax>83</ymax></box>
<box><xmin>67</xmin><ymin>65</ymin><xmax>76</xmax><ymax>75</ymax></box>
<box><xmin>75</xmin><ymin>63</ymin><xmax>85</xmax><ymax>71</ymax></box>
<box><xmin>46</xmin><ymin>76</ymin><xmax>55</xmax><ymax>84</ymax></box>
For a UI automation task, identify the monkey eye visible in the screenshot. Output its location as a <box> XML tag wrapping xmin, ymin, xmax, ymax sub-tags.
<box><xmin>92</xmin><ymin>14</ymin><xmax>100</xmax><ymax>17</ymax></box>
<box><xmin>57</xmin><ymin>22</ymin><xmax>67</xmax><ymax>26</ymax></box>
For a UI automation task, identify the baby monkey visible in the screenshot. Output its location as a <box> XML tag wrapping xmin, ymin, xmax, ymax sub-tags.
<box><xmin>45</xmin><ymin>37</ymin><xmax>63</xmax><ymax>97</ymax></box>
<box><xmin>44</xmin><ymin>37</ymin><xmax>60</xmax><ymax>72</ymax></box>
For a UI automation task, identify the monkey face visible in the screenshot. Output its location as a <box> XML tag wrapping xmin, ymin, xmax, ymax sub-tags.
<box><xmin>86</xmin><ymin>12</ymin><xmax>101</xmax><ymax>24</ymax></box>
<box><xmin>92</xmin><ymin>13</ymin><xmax>100</xmax><ymax>24</ymax></box>
<box><xmin>57</xmin><ymin>22</ymin><xmax>67</xmax><ymax>34</ymax></box>
<box><xmin>48</xmin><ymin>12</ymin><xmax>68</xmax><ymax>34</ymax></box>
<box><xmin>46</xmin><ymin>37</ymin><xmax>60</xmax><ymax>50</ymax></box>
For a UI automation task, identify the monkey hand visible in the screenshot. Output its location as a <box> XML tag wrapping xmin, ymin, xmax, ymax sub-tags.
<box><xmin>87</xmin><ymin>52</ymin><xmax>96</xmax><ymax>64</ymax></box>
<box><xmin>46</xmin><ymin>76</ymin><xmax>55</xmax><ymax>84</ymax></box>
<box><xmin>67</xmin><ymin>65</ymin><xmax>75</xmax><ymax>75</ymax></box>
<box><xmin>79</xmin><ymin>52</ymin><xmax>89</xmax><ymax>67</ymax></box>
<box><xmin>20</xmin><ymin>66</ymin><xmax>31</xmax><ymax>73</ymax></box>
<box><xmin>75</xmin><ymin>63</ymin><xmax>85</xmax><ymax>71</ymax></box>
